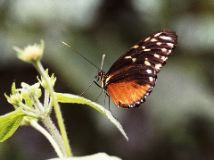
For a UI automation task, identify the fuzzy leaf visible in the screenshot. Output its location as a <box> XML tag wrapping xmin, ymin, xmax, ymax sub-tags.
<box><xmin>48</xmin><ymin>152</ymin><xmax>122</xmax><ymax>160</ymax></box>
<box><xmin>0</xmin><ymin>109</ymin><xmax>25</xmax><ymax>142</ymax></box>
<box><xmin>55</xmin><ymin>92</ymin><xmax>128</xmax><ymax>141</ymax></box>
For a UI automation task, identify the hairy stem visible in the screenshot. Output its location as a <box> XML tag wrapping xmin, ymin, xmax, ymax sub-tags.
<box><xmin>42</xmin><ymin>116</ymin><xmax>67</xmax><ymax>156</ymax></box>
<box><xmin>30</xmin><ymin>120</ymin><xmax>64</xmax><ymax>158</ymax></box>
<box><xmin>33</xmin><ymin>61</ymin><xmax>72</xmax><ymax>157</ymax></box>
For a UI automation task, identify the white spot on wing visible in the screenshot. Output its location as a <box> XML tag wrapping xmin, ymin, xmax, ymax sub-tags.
<box><xmin>154</xmin><ymin>32</ymin><xmax>162</xmax><ymax>37</ymax></box>
<box><xmin>143</xmin><ymin>48</ymin><xmax>151</xmax><ymax>52</ymax></box>
<box><xmin>132</xmin><ymin>58</ymin><xmax>137</xmax><ymax>62</ymax></box>
<box><xmin>136</xmin><ymin>101</ymin><xmax>140</xmax><ymax>105</ymax></box>
<box><xmin>154</xmin><ymin>54</ymin><xmax>160</xmax><ymax>58</ymax></box>
<box><xmin>161</xmin><ymin>48</ymin><xmax>167</xmax><ymax>52</ymax></box>
<box><xmin>144</xmin><ymin>60</ymin><xmax>151</xmax><ymax>66</ymax></box>
<box><xmin>159</xmin><ymin>35</ymin><xmax>173</xmax><ymax>41</ymax></box>
<box><xmin>132</xmin><ymin>45</ymin><xmax>139</xmax><ymax>48</ymax></box>
<box><xmin>161</xmin><ymin>56</ymin><xmax>167</xmax><ymax>61</ymax></box>
<box><xmin>155</xmin><ymin>64</ymin><xmax>162</xmax><ymax>70</ymax></box>
<box><xmin>144</xmin><ymin>37</ymin><xmax>151</xmax><ymax>42</ymax></box>
<box><xmin>156</xmin><ymin>42</ymin><xmax>162</xmax><ymax>46</ymax></box>
<box><xmin>150</xmin><ymin>38</ymin><xmax>157</xmax><ymax>42</ymax></box>
<box><xmin>166</xmin><ymin>50</ymin><xmax>172</xmax><ymax>55</ymax></box>
<box><xmin>146</xmin><ymin>69</ymin><xmax>152</xmax><ymax>74</ymax></box>
<box><xmin>166</xmin><ymin>42</ymin><xmax>174</xmax><ymax>48</ymax></box>
<box><xmin>124</xmin><ymin>56</ymin><xmax>132</xmax><ymax>59</ymax></box>
<box><xmin>129</xmin><ymin>104</ymin><xmax>134</xmax><ymax>108</ymax></box>
<box><xmin>149</xmin><ymin>77</ymin><xmax>154</xmax><ymax>82</ymax></box>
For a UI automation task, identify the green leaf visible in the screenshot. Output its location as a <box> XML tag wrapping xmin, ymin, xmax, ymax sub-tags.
<box><xmin>11</xmin><ymin>82</ymin><xmax>17</xmax><ymax>94</ymax></box>
<box><xmin>0</xmin><ymin>109</ymin><xmax>26</xmax><ymax>142</ymax></box>
<box><xmin>55</xmin><ymin>92</ymin><xmax>128</xmax><ymax>141</ymax></box>
<box><xmin>48</xmin><ymin>152</ymin><xmax>122</xmax><ymax>160</ymax></box>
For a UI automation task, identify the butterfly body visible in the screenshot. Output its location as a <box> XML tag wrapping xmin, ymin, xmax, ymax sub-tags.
<box><xmin>97</xmin><ymin>30</ymin><xmax>177</xmax><ymax>108</ymax></box>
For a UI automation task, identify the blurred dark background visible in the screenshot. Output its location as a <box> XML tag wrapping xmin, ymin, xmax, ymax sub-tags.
<box><xmin>1</xmin><ymin>0</ymin><xmax>214</xmax><ymax>160</ymax></box>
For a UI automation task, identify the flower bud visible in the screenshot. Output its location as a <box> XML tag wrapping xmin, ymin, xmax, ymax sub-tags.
<box><xmin>14</xmin><ymin>40</ymin><xmax>44</xmax><ymax>63</ymax></box>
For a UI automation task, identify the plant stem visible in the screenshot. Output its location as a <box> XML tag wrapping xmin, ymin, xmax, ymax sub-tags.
<box><xmin>44</xmin><ymin>90</ymin><xmax>50</xmax><ymax>109</ymax></box>
<box><xmin>42</xmin><ymin>116</ymin><xmax>67</xmax><ymax>156</ymax></box>
<box><xmin>33</xmin><ymin>61</ymin><xmax>72</xmax><ymax>156</ymax></box>
<box><xmin>34</xmin><ymin>95</ymin><xmax>66</xmax><ymax>156</ymax></box>
<box><xmin>30</xmin><ymin>120</ymin><xmax>64</xmax><ymax>159</ymax></box>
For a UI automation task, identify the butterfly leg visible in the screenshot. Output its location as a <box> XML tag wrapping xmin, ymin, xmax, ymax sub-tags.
<box><xmin>104</xmin><ymin>93</ymin><xmax>113</xmax><ymax>113</ymax></box>
<box><xmin>108</xmin><ymin>94</ymin><xmax>111</xmax><ymax>112</ymax></box>
<box><xmin>94</xmin><ymin>89</ymin><xmax>103</xmax><ymax>102</ymax></box>
<box><xmin>93</xmin><ymin>80</ymin><xmax>102</xmax><ymax>88</ymax></box>
<box><xmin>104</xmin><ymin>93</ymin><xmax>107</xmax><ymax>106</ymax></box>
<box><xmin>80</xmin><ymin>80</ymin><xmax>94</xmax><ymax>96</ymax></box>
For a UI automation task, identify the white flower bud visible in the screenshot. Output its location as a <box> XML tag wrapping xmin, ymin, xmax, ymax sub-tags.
<box><xmin>14</xmin><ymin>40</ymin><xmax>44</xmax><ymax>63</ymax></box>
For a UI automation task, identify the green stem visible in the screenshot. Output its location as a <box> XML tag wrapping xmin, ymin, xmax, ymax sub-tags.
<box><xmin>42</xmin><ymin>116</ymin><xmax>67</xmax><ymax>156</ymax></box>
<box><xmin>44</xmin><ymin>90</ymin><xmax>50</xmax><ymax>109</ymax></box>
<box><xmin>33</xmin><ymin>61</ymin><xmax>72</xmax><ymax>157</ymax></box>
<box><xmin>34</xmin><ymin>95</ymin><xmax>67</xmax><ymax>156</ymax></box>
<box><xmin>30</xmin><ymin>120</ymin><xmax>64</xmax><ymax>158</ymax></box>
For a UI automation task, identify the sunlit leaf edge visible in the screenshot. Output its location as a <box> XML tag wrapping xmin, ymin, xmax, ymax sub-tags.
<box><xmin>48</xmin><ymin>152</ymin><xmax>122</xmax><ymax>160</ymax></box>
<box><xmin>55</xmin><ymin>92</ymin><xmax>128</xmax><ymax>141</ymax></box>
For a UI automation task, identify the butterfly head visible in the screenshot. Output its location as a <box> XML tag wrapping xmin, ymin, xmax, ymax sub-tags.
<box><xmin>95</xmin><ymin>54</ymin><xmax>107</xmax><ymax>88</ymax></box>
<box><xmin>96</xmin><ymin>70</ymin><xmax>106</xmax><ymax>88</ymax></box>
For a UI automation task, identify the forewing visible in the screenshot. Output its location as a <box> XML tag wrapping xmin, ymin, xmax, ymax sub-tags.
<box><xmin>107</xmin><ymin>30</ymin><xmax>177</xmax><ymax>74</ymax></box>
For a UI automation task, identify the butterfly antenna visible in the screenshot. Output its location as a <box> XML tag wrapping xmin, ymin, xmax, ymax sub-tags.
<box><xmin>61</xmin><ymin>41</ymin><xmax>100</xmax><ymax>70</ymax></box>
<box><xmin>100</xmin><ymin>54</ymin><xmax>106</xmax><ymax>71</ymax></box>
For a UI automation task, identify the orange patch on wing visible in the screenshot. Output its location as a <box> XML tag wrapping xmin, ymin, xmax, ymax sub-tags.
<box><xmin>106</xmin><ymin>81</ymin><xmax>151</xmax><ymax>108</ymax></box>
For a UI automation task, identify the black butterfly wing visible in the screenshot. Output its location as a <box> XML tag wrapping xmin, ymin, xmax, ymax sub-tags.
<box><xmin>104</xmin><ymin>31</ymin><xmax>177</xmax><ymax>108</ymax></box>
<box><xmin>107</xmin><ymin>30</ymin><xmax>177</xmax><ymax>74</ymax></box>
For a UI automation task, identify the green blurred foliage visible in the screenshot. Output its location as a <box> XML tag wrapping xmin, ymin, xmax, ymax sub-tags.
<box><xmin>1</xmin><ymin>0</ymin><xmax>214</xmax><ymax>160</ymax></box>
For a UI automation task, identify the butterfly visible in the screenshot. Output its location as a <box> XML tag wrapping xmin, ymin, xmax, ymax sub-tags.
<box><xmin>96</xmin><ymin>30</ymin><xmax>177</xmax><ymax>108</ymax></box>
